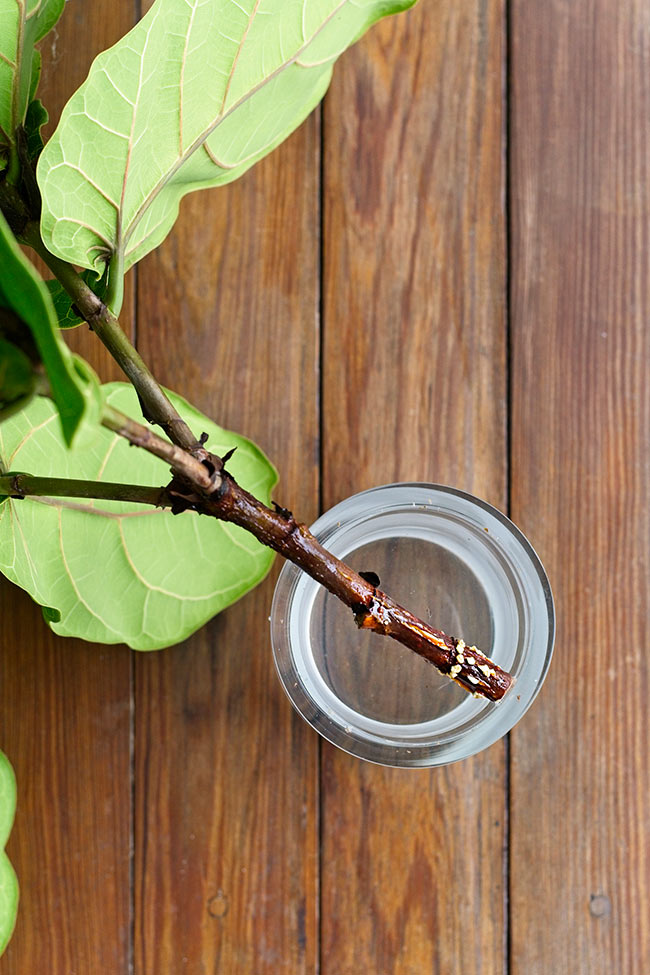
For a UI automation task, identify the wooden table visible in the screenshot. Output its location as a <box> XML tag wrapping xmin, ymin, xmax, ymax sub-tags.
<box><xmin>1</xmin><ymin>1</ymin><xmax>648</xmax><ymax>971</ymax></box>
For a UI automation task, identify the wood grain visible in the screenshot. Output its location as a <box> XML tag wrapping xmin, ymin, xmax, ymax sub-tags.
<box><xmin>5</xmin><ymin>1</ymin><xmax>649</xmax><ymax>971</ymax></box>
<box><xmin>509</xmin><ymin>1</ymin><xmax>650</xmax><ymax>971</ymax></box>
<box><xmin>320</xmin><ymin>2</ymin><xmax>508</xmax><ymax>972</ymax></box>
<box><xmin>0</xmin><ymin>4</ymin><xmax>137</xmax><ymax>971</ymax></box>
<box><xmin>133</xmin><ymin>121</ymin><xmax>321</xmax><ymax>970</ymax></box>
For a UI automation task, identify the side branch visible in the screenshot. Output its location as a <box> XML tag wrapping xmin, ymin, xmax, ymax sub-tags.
<box><xmin>101</xmin><ymin>404</ymin><xmax>220</xmax><ymax>493</ymax></box>
<box><xmin>14</xmin><ymin>224</ymin><xmax>514</xmax><ymax>701</ymax></box>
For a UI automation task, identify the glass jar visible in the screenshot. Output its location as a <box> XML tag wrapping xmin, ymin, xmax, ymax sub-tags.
<box><xmin>270</xmin><ymin>483</ymin><xmax>555</xmax><ymax>767</ymax></box>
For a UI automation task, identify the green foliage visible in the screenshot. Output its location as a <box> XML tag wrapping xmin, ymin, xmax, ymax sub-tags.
<box><xmin>0</xmin><ymin>750</ymin><xmax>18</xmax><ymax>957</ymax></box>
<box><xmin>0</xmin><ymin>211</ymin><xmax>99</xmax><ymax>444</ymax></box>
<box><xmin>0</xmin><ymin>337</ymin><xmax>36</xmax><ymax>418</ymax></box>
<box><xmin>0</xmin><ymin>383</ymin><xmax>278</xmax><ymax>649</ymax></box>
<box><xmin>38</xmin><ymin>0</ymin><xmax>415</xmax><ymax>311</ymax></box>
<box><xmin>23</xmin><ymin>98</ymin><xmax>49</xmax><ymax>160</ymax></box>
<box><xmin>0</xmin><ymin>0</ymin><xmax>65</xmax><ymax>154</ymax></box>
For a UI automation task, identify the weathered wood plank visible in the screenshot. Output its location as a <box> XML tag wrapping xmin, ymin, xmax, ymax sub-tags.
<box><xmin>510</xmin><ymin>1</ymin><xmax>650</xmax><ymax>972</ymax></box>
<box><xmin>0</xmin><ymin>5</ymin><xmax>136</xmax><ymax>971</ymax></box>
<box><xmin>133</xmin><ymin>121</ymin><xmax>321</xmax><ymax>970</ymax></box>
<box><xmin>320</xmin><ymin>2</ymin><xmax>507</xmax><ymax>972</ymax></box>
<box><xmin>0</xmin><ymin>609</ymin><xmax>132</xmax><ymax>973</ymax></box>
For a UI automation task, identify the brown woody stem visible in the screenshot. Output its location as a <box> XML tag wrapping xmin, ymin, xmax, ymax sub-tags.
<box><xmin>197</xmin><ymin>475</ymin><xmax>514</xmax><ymax>702</ymax></box>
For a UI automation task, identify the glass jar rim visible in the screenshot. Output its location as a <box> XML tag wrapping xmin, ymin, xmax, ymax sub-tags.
<box><xmin>270</xmin><ymin>482</ymin><xmax>555</xmax><ymax>767</ymax></box>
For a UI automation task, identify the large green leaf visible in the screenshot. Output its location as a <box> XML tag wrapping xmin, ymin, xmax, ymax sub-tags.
<box><xmin>23</xmin><ymin>96</ymin><xmax>48</xmax><ymax>160</ymax></box>
<box><xmin>0</xmin><ymin>0</ymin><xmax>65</xmax><ymax>152</ymax></box>
<box><xmin>0</xmin><ymin>210</ymin><xmax>98</xmax><ymax>444</ymax></box>
<box><xmin>0</xmin><ymin>383</ymin><xmax>278</xmax><ymax>649</ymax></box>
<box><xmin>38</xmin><ymin>0</ymin><xmax>415</xmax><ymax>310</ymax></box>
<box><xmin>0</xmin><ymin>750</ymin><xmax>18</xmax><ymax>957</ymax></box>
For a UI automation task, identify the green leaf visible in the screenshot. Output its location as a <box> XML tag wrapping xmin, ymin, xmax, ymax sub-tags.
<box><xmin>0</xmin><ymin>0</ymin><xmax>65</xmax><ymax>150</ymax></box>
<box><xmin>38</xmin><ymin>0</ymin><xmax>416</xmax><ymax>311</ymax></box>
<box><xmin>23</xmin><ymin>97</ymin><xmax>48</xmax><ymax>160</ymax></box>
<box><xmin>0</xmin><ymin>337</ymin><xmax>36</xmax><ymax>413</ymax></box>
<box><xmin>46</xmin><ymin>267</ymin><xmax>109</xmax><ymax>329</ymax></box>
<box><xmin>0</xmin><ymin>750</ymin><xmax>18</xmax><ymax>957</ymax></box>
<box><xmin>0</xmin><ymin>383</ymin><xmax>278</xmax><ymax>650</ymax></box>
<box><xmin>0</xmin><ymin>210</ymin><xmax>98</xmax><ymax>444</ymax></box>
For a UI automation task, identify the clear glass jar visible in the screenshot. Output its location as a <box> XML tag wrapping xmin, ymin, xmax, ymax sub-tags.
<box><xmin>270</xmin><ymin>483</ymin><xmax>555</xmax><ymax>767</ymax></box>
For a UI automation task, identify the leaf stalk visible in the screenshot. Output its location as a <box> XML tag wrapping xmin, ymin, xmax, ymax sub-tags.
<box><xmin>0</xmin><ymin>473</ymin><xmax>165</xmax><ymax>507</ymax></box>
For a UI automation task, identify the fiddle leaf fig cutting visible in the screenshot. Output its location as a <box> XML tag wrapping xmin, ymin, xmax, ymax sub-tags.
<box><xmin>38</xmin><ymin>0</ymin><xmax>415</xmax><ymax>311</ymax></box>
<box><xmin>0</xmin><ymin>383</ymin><xmax>277</xmax><ymax>649</ymax></box>
<box><xmin>0</xmin><ymin>751</ymin><xmax>18</xmax><ymax>956</ymax></box>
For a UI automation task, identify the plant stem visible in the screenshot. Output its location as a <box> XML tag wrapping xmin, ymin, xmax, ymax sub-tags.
<box><xmin>21</xmin><ymin>220</ymin><xmax>202</xmax><ymax>455</ymax></box>
<box><xmin>101</xmin><ymin>404</ymin><xmax>220</xmax><ymax>493</ymax></box>
<box><xmin>0</xmin><ymin>473</ymin><xmax>165</xmax><ymax>506</ymax></box>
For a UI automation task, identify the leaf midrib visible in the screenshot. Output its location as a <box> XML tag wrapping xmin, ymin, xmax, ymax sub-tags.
<box><xmin>7</xmin><ymin>0</ymin><xmax>26</xmax><ymax>144</ymax></box>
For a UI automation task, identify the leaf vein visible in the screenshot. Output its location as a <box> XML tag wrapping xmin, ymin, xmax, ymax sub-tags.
<box><xmin>57</xmin><ymin>508</ymin><xmax>124</xmax><ymax>636</ymax></box>
<box><xmin>95</xmin><ymin>431</ymin><xmax>120</xmax><ymax>480</ymax></box>
<box><xmin>7</xmin><ymin>413</ymin><xmax>56</xmax><ymax>467</ymax></box>
<box><xmin>100</xmin><ymin>67</ymin><xmax>136</xmax><ymax>107</ymax></box>
<box><xmin>117</xmin><ymin>519</ymin><xmax>238</xmax><ymax>601</ymax></box>
<box><xmin>24</xmin><ymin>0</ymin><xmax>41</xmax><ymax>21</ymax></box>
<box><xmin>117</xmin><ymin>0</ymin><xmax>163</xmax><ymax>253</ymax></box>
<box><xmin>31</xmin><ymin>497</ymin><xmax>164</xmax><ymax>520</ymax></box>
<box><xmin>219</xmin><ymin>0</ymin><xmax>261</xmax><ymax>117</ymax></box>
<box><xmin>178</xmin><ymin>0</ymin><xmax>200</xmax><ymax>156</ymax></box>
<box><xmin>13</xmin><ymin>507</ymin><xmax>40</xmax><ymax>594</ymax></box>
<box><xmin>58</xmin><ymin>161</ymin><xmax>121</xmax><ymax>210</ymax></box>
